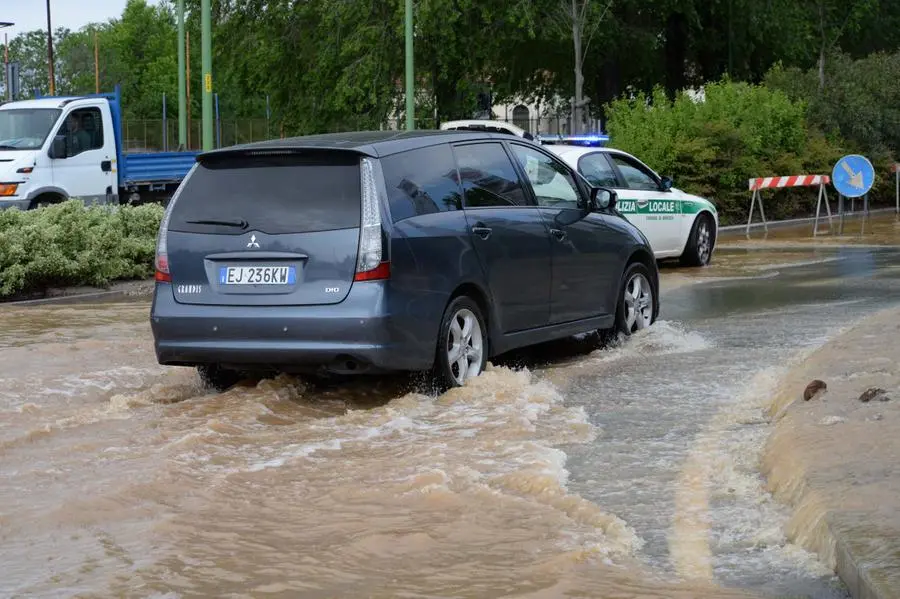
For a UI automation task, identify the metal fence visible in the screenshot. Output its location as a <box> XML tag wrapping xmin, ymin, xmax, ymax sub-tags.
<box><xmin>121</xmin><ymin>118</ymin><xmax>272</xmax><ymax>152</ymax></box>
<box><xmin>120</xmin><ymin>114</ymin><xmax>602</xmax><ymax>151</ymax></box>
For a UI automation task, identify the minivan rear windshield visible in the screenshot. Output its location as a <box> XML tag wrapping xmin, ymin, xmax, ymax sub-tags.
<box><xmin>168</xmin><ymin>151</ymin><xmax>362</xmax><ymax>235</ymax></box>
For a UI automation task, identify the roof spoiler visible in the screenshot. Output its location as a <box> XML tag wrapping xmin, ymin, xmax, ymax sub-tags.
<box><xmin>196</xmin><ymin>145</ymin><xmax>371</xmax><ymax>163</ymax></box>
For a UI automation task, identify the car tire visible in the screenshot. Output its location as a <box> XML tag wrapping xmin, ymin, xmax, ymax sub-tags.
<box><xmin>432</xmin><ymin>296</ymin><xmax>488</xmax><ymax>391</ymax></box>
<box><xmin>680</xmin><ymin>213</ymin><xmax>714</xmax><ymax>267</ymax></box>
<box><xmin>197</xmin><ymin>364</ymin><xmax>242</xmax><ymax>392</ymax></box>
<box><xmin>600</xmin><ymin>261</ymin><xmax>657</xmax><ymax>343</ymax></box>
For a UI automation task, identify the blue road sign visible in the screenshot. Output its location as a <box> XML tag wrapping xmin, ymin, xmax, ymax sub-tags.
<box><xmin>831</xmin><ymin>154</ymin><xmax>875</xmax><ymax>198</ymax></box>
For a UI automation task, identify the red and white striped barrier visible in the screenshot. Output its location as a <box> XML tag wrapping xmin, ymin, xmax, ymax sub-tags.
<box><xmin>746</xmin><ymin>174</ymin><xmax>833</xmax><ymax>236</ymax></box>
<box><xmin>748</xmin><ymin>175</ymin><xmax>831</xmax><ymax>191</ymax></box>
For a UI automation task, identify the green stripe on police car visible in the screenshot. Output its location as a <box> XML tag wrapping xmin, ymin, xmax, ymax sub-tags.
<box><xmin>616</xmin><ymin>199</ymin><xmax>679</xmax><ymax>214</ymax></box>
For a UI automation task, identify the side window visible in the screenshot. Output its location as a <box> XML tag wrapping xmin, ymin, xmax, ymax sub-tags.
<box><xmin>381</xmin><ymin>144</ymin><xmax>464</xmax><ymax>222</ymax></box>
<box><xmin>577</xmin><ymin>152</ymin><xmax>619</xmax><ymax>188</ymax></box>
<box><xmin>509</xmin><ymin>143</ymin><xmax>583</xmax><ymax>209</ymax></box>
<box><xmin>452</xmin><ymin>142</ymin><xmax>530</xmax><ymax>208</ymax></box>
<box><xmin>609</xmin><ymin>154</ymin><xmax>659</xmax><ymax>191</ymax></box>
<box><xmin>56</xmin><ymin>107</ymin><xmax>104</xmax><ymax>158</ymax></box>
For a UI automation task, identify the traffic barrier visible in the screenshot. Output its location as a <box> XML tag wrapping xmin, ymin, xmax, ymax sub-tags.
<box><xmin>746</xmin><ymin>175</ymin><xmax>833</xmax><ymax>236</ymax></box>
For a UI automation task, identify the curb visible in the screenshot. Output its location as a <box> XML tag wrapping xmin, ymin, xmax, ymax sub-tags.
<box><xmin>762</xmin><ymin>307</ymin><xmax>900</xmax><ymax>599</ymax></box>
<box><xmin>6</xmin><ymin>289</ymin><xmax>135</xmax><ymax>307</ymax></box>
<box><xmin>833</xmin><ymin>526</ymin><xmax>883</xmax><ymax>599</ymax></box>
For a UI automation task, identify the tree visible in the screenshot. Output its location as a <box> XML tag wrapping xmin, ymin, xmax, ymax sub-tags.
<box><xmin>807</xmin><ymin>0</ymin><xmax>878</xmax><ymax>90</ymax></box>
<box><xmin>550</xmin><ymin>0</ymin><xmax>613</xmax><ymax>133</ymax></box>
<box><xmin>6</xmin><ymin>29</ymin><xmax>62</xmax><ymax>98</ymax></box>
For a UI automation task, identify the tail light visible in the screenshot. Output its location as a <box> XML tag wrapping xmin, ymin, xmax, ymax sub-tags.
<box><xmin>154</xmin><ymin>164</ymin><xmax>196</xmax><ymax>283</ymax></box>
<box><xmin>354</xmin><ymin>157</ymin><xmax>389</xmax><ymax>282</ymax></box>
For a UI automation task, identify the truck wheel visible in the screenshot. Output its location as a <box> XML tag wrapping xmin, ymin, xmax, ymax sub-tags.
<box><xmin>30</xmin><ymin>195</ymin><xmax>59</xmax><ymax>210</ymax></box>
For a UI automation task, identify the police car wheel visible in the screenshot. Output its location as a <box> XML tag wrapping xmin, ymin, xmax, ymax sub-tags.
<box><xmin>681</xmin><ymin>214</ymin><xmax>713</xmax><ymax>267</ymax></box>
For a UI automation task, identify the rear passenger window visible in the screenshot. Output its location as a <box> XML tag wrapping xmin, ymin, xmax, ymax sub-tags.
<box><xmin>452</xmin><ymin>143</ymin><xmax>529</xmax><ymax>208</ymax></box>
<box><xmin>381</xmin><ymin>144</ymin><xmax>463</xmax><ymax>222</ymax></box>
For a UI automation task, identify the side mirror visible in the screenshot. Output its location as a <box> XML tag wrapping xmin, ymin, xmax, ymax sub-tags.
<box><xmin>660</xmin><ymin>176</ymin><xmax>673</xmax><ymax>191</ymax></box>
<box><xmin>49</xmin><ymin>135</ymin><xmax>67</xmax><ymax>159</ymax></box>
<box><xmin>591</xmin><ymin>187</ymin><xmax>617</xmax><ymax>210</ymax></box>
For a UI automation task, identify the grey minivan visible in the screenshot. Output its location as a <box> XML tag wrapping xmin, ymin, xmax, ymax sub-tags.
<box><xmin>151</xmin><ymin>130</ymin><xmax>659</xmax><ymax>390</ymax></box>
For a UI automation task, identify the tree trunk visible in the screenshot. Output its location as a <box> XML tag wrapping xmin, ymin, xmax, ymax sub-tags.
<box><xmin>818</xmin><ymin>44</ymin><xmax>826</xmax><ymax>91</ymax></box>
<box><xmin>572</xmin><ymin>0</ymin><xmax>583</xmax><ymax>135</ymax></box>
<box><xmin>817</xmin><ymin>1</ymin><xmax>826</xmax><ymax>91</ymax></box>
<box><xmin>664</xmin><ymin>12</ymin><xmax>688</xmax><ymax>100</ymax></box>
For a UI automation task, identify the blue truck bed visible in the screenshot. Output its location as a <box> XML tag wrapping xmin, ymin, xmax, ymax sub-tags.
<box><xmin>122</xmin><ymin>151</ymin><xmax>199</xmax><ymax>186</ymax></box>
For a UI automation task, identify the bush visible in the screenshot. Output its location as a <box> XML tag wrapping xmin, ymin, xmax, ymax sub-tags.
<box><xmin>605</xmin><ymin>80</ymin><xmax>849</xmax><ymax>226</ymax></box>
<box><xmin>765</xmin><ymin>53</ymin><xmax>900</xmax><ymax>157</ymax></box>
<box><xmin>0</xmin><ymin>201</ymin><xmax>164</xmax><ymax>299</ymax></box>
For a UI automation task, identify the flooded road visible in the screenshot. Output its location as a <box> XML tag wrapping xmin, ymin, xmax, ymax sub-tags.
<box><xmin>2</xmin><ymin>244</ymin><xmax>899</xmax><ymax>598</ymax></box>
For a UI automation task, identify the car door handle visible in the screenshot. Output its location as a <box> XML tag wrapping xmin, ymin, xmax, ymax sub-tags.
<box><xmin>101</xmin><ymin>160</ymin><xmax>112</xmax><ymax>172</ymax></box>
<box><xmin>550</xmin><ymin>228</ymin><xmax>567</xmax><ymax>241</ymax></box>
<box><xmin>471</xmin><ymin>224</ymin><xmax>493</xmax><ymax>240</ymax></box>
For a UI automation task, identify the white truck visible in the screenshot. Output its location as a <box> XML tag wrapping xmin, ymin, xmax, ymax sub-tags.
<box><xmin>0</xmin><ymin>86</ymin><xmax>197</xmax><ymax>211</ymax></box>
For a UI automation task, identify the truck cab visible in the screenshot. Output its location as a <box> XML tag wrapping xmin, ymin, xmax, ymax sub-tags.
<box><xmin>0</xmin><ymin>87</ymin><xmax>197</xmax><ymax>211</ymax></box>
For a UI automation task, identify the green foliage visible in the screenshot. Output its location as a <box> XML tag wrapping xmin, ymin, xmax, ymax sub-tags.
<box><xmin>0</xmin><ymin>201</ymin><xmax>163</xmax><ymax>299</ymax></box>
<box><xmin>606</xmin><ymin>81</ymin><xmax>846</xmax><ymax>225</ymax></box>
<box><xmin>765</xmin><ymin>52</ymin><xmax>900</xmax><ymax>156</ymax></box>
<box><xmin>5</xmin><ymin>0</ymin><xmax>900</xmax><ymax>137</ymax></box>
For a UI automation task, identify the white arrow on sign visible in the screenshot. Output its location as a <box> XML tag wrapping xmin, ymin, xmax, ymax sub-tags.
<box><xmin>840</xmin><ymin>160</ymin><xmax>865</xmax><ymax>189</ymax></box>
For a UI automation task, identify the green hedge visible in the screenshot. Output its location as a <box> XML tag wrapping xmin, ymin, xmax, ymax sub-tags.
<box><xmin>605</xmin><ymin>80</ymin><xmax>854</xmax><ymax>226</ymax></box>
<box><xmin>0</xmin><ymin>201</ymin><xmax>163</xmax><ymax>299</ymax></box>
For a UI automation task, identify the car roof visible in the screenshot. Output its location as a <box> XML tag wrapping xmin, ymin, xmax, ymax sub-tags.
<box><xmin>199</xmin><ymin>129</ymin><xmax>522</xmax><ymax>160</ymax></box>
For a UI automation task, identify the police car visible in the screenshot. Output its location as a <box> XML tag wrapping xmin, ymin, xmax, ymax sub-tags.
<box><xmin>438</xmin><ymin>120</ymin><xmax>717</xmax><ymax>266</ymax></box>
<box><xmin>543</xmin><ymin>138</ymin><xmax>718</xmax><ymax>267</ymax></box>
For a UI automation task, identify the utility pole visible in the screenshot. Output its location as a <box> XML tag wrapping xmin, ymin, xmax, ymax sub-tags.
<box><xmin>186</xmin><ymin>30</ymin><xmax>191</xmax><ymax>149</ymax></box>
<box><xmin>94</xmin><ymin>30</ymin><xmax>99</xmax><ymax>93</ymax></box>
<box><xmin>46</xmin><ymin>0</ymin><xmax>55</xmax><ymax>95</ymax></box>
<box><xmin>404</xmin><ymin>0</ymin><xmax>414</xmax><ymax>130</ymax></box>
<box><xmin>0</xmin><ymin>23</ymin><xmax>12</xmax><ymax>101</ymax></box>
<box><xmin>177</xmin><ymin>0</ymin><xmax>186</xmax><ymax>149</ymax></box>
<box><xmin>201</xmin><ymin>0</ymin><xmax>212</xmax><ymax>150</ymax></box>
<box><xmin>4</xmin><ymin>33</ymin><xmax>8</xmax><ymax>101</ymax></box>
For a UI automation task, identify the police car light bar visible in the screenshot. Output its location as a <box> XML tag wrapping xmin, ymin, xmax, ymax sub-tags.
<box><xmin>537</xmin><ymin>134</ymin><xmax>610</xmax><ymax>147</ymax></box>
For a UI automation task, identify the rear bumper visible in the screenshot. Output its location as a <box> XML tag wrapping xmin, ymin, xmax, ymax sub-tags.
<box><xmin>150</xmin><ymin>281</ymin><xmax>433</xmax><ymax>374</ymax></box>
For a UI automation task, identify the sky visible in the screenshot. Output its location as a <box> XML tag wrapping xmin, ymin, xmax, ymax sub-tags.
<box><xmin>1</xmin><ymin>0</ymin><xmax>130</xmax><ymax>40</ymax></box>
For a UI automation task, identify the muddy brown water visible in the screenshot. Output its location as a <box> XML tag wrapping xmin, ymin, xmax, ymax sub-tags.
<box><xmin>2</xmin><ymin>243</ymin><xmax>899</xmax><ymax>598</ymax></box>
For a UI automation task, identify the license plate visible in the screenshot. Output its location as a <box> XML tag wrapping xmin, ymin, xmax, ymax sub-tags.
<box><xmin>218</xmin><ymin>265</ymin><xmax>296</xmax><ymax>285</ymax></box>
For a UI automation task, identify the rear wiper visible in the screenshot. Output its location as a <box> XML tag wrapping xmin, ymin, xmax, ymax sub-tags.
<box><xmin>186</xmin><ymin>219</ymin><xmax>248</xmax><ymax>229</ymax></box>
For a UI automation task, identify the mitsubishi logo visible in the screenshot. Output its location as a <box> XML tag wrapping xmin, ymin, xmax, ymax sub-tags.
<box><xmin>246</xmin><ymin>234</ymin><xmax>260</xmax><ymax>249</ymax></box>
